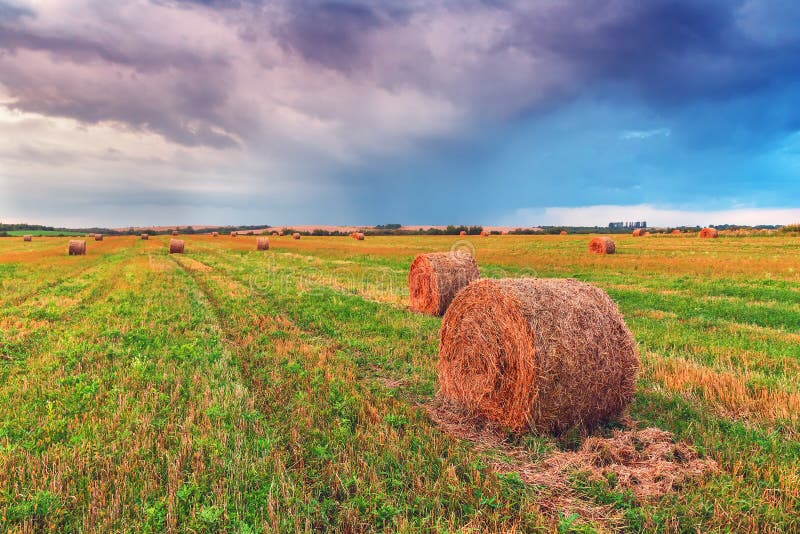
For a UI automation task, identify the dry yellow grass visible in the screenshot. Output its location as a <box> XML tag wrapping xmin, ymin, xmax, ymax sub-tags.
<box><xmin>647</xmin><ymin>354</ymin><xmax>800</xmax><ymax>425</ymax></box>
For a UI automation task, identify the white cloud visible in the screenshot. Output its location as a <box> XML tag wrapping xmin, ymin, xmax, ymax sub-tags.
<box><xmin>620</xmin><ymin>128</ymin><xmax>671</xmax><ymax>140</ymax></box>
<box><xmin>503</xmin><ymin>204</ymin><xmax>800</xmax><ymax>227</ymax></box>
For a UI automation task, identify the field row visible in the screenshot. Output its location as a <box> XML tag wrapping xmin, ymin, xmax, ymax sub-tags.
<box><xmin>1</xmin><ymin>235</ymin><xmax>798</xmax><ymax>532</ymax></box>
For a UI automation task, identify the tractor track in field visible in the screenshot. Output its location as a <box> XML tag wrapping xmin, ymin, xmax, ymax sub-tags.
<box><xmin>167</xmin><ymin>254</ymin><xmax>286</xmax><ymax>398</ymax></box>
<box><xmin>166</xmin><ymin>252</ymin><xmax>353</xmax><ymax>441</ymax></box>
<box><xmin>175</xmin><ymin>247</ymin><xmax>431</xmax><ymax>399</ymax></box>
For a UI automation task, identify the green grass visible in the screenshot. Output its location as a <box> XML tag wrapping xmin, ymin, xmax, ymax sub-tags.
<box><xmin>0</xmin><ymin>234</ymin><xmax>798</xmax><ymax>532</ymax></box>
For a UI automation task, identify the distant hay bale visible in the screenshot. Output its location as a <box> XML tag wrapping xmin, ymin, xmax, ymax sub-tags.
<box><xmin>699</xmin><ymin>228</ymin><xmax>719</xmax><ymax>238</ymax></box>
<box><xmin>437</xmin><ymin>278</ymin><xmax>639</xmax><ymax>434</ymax></box>
<box><xmin>671</xmin><ymin>229</ymin><xmax>681</xmax><ymax>235</ymax></box>
<box><xmin>257</xmin><ymin>237</ymin><xmax>270</xmax><ymax>250</ymax></box>
<box><xmin>68</xmin><ymin>240</ymin><xmax>86</xmax><ymax>256</ymax></box>
<box><xmin>23</xmin><ymin>235</ymin><xmax>32</xmax><ymax>242</ymax></box>
<box><xmin>292</xmin><ymin>232</ymin><xmax>301</xmax><ymax>240</ymax></box>
<box><xmin>94</xmin><ymin>234</ymin><xmax>103</xmax><ymax>241</ymax></box>
<box><xmin>632</xmin><ymin>229</ymin><xmax>644</xmax><ymax>237</ymax></box>
<box><xmin>353</xmin><ymin>232</ymin><xmax>365</xmax><ymax>240</ymax></box>
<box><xmin>480</xmin><ymin>230</ymin><xmax>488</xmax><ymax>236</ymax></box>
<box><xmin>560</xmin><ymin>231</ymin><xmax>567</xmax><ymax>235</ymax></box>
<box><xmin>169</xmin><ymin>239</ymin><xmax>185</xmax><ymax>254</ymax></box>
<box><xmin>211</xmin><ymin>232</ymin><xmax>219</xmax><ymax>237</ymax></box>
<box><xmin>141</xmin><ymin>234</ymin><xmax>149</xmax><ymax>240</ymax></box>
<box><xmin>459</xmin><ymin>231</ymin><xmax>467</xmax><ymax>236</ymax></box>
<box><xmin>271</xmin><ymin>231</ymin><xmax>279</xmax><ymax>236</ymax></box>
<box><xmin>588</xmin><ymin>236</ymin><xmax>615</xmax><ymax>254</ymax></box>
<box><xmin>230</xmin><ymin>231</ymin><xmax>237</xmax><ymax>237</ymax></box>
<box><xmin>172</xmin><ymin>230</ymin><xmax>179</xmax><ymax>236</ymax></box>
<box><xmin>408</xmin><ymin>251</ymin><xmax>480</xmax><ymax>316</ymax></box>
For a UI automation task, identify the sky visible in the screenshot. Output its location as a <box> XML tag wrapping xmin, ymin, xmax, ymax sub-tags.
<box><xmin>1</xmin><ymin>0</ymin><xmax>799</xmax><ymax>228</ymax></box>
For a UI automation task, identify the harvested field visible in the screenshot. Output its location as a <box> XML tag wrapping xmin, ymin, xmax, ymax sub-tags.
<box><xmin>1</xmin><ymin>233</ymin><xmax>798</xmax><ymax>532</ymax></box>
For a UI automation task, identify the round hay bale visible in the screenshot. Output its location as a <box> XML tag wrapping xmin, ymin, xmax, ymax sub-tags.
<box><xmin>408</xmin><ymin>251</ymin><xmax>480</xmax><ymax>316</ymax></box>
<box><xmin>699</xmin><ymin>227</ymin><xmax>718</xmax><ymax>238</ymax></box>
<box><xmin>589</xmin><ymin>237</ymin><xmax>615</xmax><ymax>254</ymax></box>
<box><xmin>230</xmin><ymin>231</ymin><xmax>237</xmax><ymax>237</ymax></box>
<box><xmin>94</xmin><ymin>234</ymin><xmax>103</xmax><ymax>241</ymax></box>
<box><xmin>169</xmin><ymin>239</ymin><xmax>185</xmax><ymax>254</ymax></box>
<box><xmin>141</xmin><ymin>234</ymin><xmax>149</xmax><ymax>240</ymax></box>
<box><xmin>671</xmin><ymin>229</ymin><xmax>681</xmax><ymax>235</ymax></box>
<box><xmin>560</xmin><ymin>231</ymin><xmax>567</xmax><ymax>235</ymax></box>
<box><xmin>459</xmin><ymin>230</ymin><xmax>467</xmax><ymax>236</ymax></box>
<box><xmin>172</xmin><ymin>230</ymin><xmax>179</xmax><ymax>236</ymax></box>
<box><xmin>257</xmin><ymin>237</ymin><xmax>270</xmax><ymax>250</ymax></box>
<box><xmin>23</xmin><ymin>235</ymin><xmax>32</xmax><ymax>242</ymax></box>
<box><xmin>68</xmin><ymin>240</ymin><xmax>86</xmax><ymax>256</ymax></box>
<box><xmin>354</xmin><ymin>232</ymin><xmax>365</xmax><ymax>241</ymax></box>
<box><xmin>632</xmin><ymin>229</ymin><xmax>644</xmax><ymax>237</ymax></box>
<box><xmin>292</xmin><ymin>232</ymin><xmax>301</xmax><ymax>240</ymax></box>
<box><xmin>211</xmin><ymin>232</ymin><xmax>219</xmax><ymax>237</ymax></box>
<box><xmin>438</xmin><ymin>278</ymin><xmax>639</xmax><ymax>434</ymax></box>
<box><xmin>480</xmin><ymin>230</ymin><xmax>489</xmax><ymax>236</ymax></box>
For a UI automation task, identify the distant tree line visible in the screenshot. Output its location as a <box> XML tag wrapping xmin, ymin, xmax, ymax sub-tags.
<box><xmin>0</xmin><ymin>223</ymin><xmax>275</xmax><ymax>236</ymax></box>
<box><xmin>0</xmin><ymin>222</ymin><xmax>790</xmax><ymax>238</ymax></box>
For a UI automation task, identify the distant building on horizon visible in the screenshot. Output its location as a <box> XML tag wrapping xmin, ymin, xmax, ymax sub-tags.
<box><xmin>609</xmin><ymin>221</ymin><xmax>647</xmax><ymax>229</ymax></box>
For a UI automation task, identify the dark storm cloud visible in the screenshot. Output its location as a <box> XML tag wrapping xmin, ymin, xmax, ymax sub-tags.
<box><xmin>3</xmin><ymin>0</ymin><xmax>799</xmax><ymax>149</ymax></box>
<box><xmin>276</xmin><ymin>1</ymin><xmax>410</xmax><ymax>71</ymax></box>
<box><xmin>0</xmin><ymin>25</ymin><xmax>219</xmax><ymax>72</ymax></box>
<box><xmin>501</xmin><ymin>0</ymin><xmax>800</xmax><ymax>104</ymax></box>
<box><xmin>0</xmin><ymin>7</ymin><xmax>239</xmax><ymax>148</ymax></box>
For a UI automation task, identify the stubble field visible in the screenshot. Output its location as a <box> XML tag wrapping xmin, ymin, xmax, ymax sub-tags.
<box><xmin>0</xmin><ymin>233</ymin><xmax>798</xmax><ymax>532</ymax></box>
